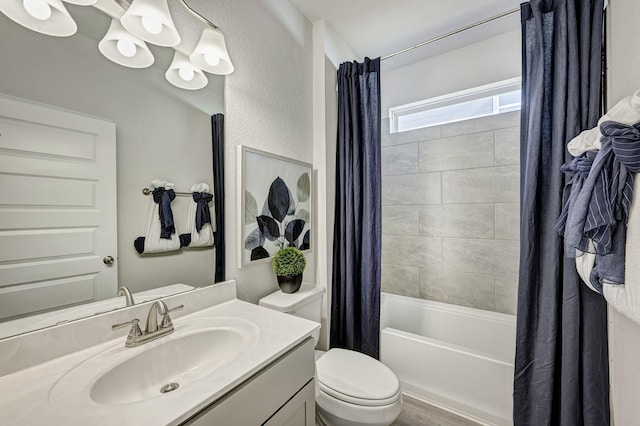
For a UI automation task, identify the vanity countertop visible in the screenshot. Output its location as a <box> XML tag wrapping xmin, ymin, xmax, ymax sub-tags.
<box><xmin>0</xmin><ymin>298</ymin><xmax>319</xmax><ymax>425</ymax></box>
<box><xmin>0</xmin><ymin>284</ymin><xmax>196</xmax><ymax>339</ymax></box>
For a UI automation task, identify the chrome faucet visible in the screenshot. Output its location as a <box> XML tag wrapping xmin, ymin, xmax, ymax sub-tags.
<box><xmin>116</xmin><ymin>286</ymin><xmax>135</xmax><ymax>306</ymax></box>
<box><xmin>146</xmin><ymin>300</ymin><xmax>170</xmax><ymax>333</ymax></box>
<box><xmin>112</xmin><ymin>301</ymin><xmax>184</xmax><ymax>348</ymax></box>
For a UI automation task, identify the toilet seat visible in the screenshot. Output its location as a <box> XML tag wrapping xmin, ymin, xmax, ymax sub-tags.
<box><xmin>319</xmin><ymin>381</ymin><xmax>402</xmax><ymax>406</ymax></box>
<box><xmin>316</xmin><ymin>348</ymin><xmax>401</xmax><ymax>407</ymax></box>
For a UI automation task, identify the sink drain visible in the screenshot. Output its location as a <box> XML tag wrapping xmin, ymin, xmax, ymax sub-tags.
<box><xmin>160</xmin><ymin>382</ymin><xmax>180</xmax><ymax>394</ymax></box>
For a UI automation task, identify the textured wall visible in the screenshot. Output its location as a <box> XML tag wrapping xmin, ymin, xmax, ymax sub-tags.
<box><xmin>381</xmin><ymin>112</ymin><xmax>520</xmax><ymax>314</ymax></box>
<box><xmin>191</xmin><ymin>0</ymin><xmax>315</xmax><ymax>303</ymax></box>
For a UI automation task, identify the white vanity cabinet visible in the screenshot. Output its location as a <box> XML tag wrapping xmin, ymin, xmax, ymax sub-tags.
<box><xmin>182</xmin><ymin>337</ymin><xmax>316</xmax><ymax>425</ymax></box>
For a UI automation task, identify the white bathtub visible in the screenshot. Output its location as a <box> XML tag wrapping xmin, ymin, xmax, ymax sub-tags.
<box><xmin>380</xmin><ymin>292</ymin><xmax>516</xmax><ymax>426</ymax></box>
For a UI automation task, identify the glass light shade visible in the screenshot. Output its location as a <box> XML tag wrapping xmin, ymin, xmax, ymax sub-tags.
<box><xmin>62</xmin><ymin>0</ymin><xmax>97</xmax><ymax>5</ymax></box>
<box><xmin>165</xmin><ymin>51</ymin><xmax>207</xmax><ymax>90</ymax></box>
<box><xmin>98</xmin><ymin>18</ymin><xmax>154</xmax><ymax>68</ymax></box>
<box><xmin>23</xmin><ymin>0</ymin><xmax>51</xmax><ymax>20</ymax></box>
<box><xmin>120</xmin><ymin>0</ymin><xmax>180</xmax><ymax>47</ymax></box>
<box><xmin>189</xmin><ymin>27</ymin><xmax>234</xmax><ymax>75</ymax></box>
<box><xmin>1</xmin><ymin>0</ymin><xmax>76</xmax><ymax>36</ymax></box>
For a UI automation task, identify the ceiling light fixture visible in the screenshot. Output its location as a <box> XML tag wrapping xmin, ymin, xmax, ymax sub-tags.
<box><xmin>190</xmin><ymin>27</ymin><xmax>234</xmax><ymax>75</ymax></box>
<box><xmin>98</xmin><ymin>18</ymin><xmax>153</xmax><ymax>68</ymax></box>
<box><xmin>0</xmin><ymin>0</ymin><xmax>234</xmax><ymax>90</ymax></box>
<box><xmin>120</xmin><ymin>0</ymin><xmax>180</xmax><ymax>47</ymax></box>
<box><xmin>63</xmin><ymin>0</ymin><xmax>97</xmax><ymax>6</ymax></box>
<box><xmin>1</xmin><ymin>0</ymin><xmax>77</xmax><ymax>36</ymax></box>
<box><xmin>165</xmin><ymin>51</ymin><xmax>208</xmax><ymax>90</ymax></box>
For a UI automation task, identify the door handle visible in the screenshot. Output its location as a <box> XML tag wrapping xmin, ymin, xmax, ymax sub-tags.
<box><xmin>103</xmin><ymin>255</ymin><xmax>115</xmax><ymax>265</ymax></box>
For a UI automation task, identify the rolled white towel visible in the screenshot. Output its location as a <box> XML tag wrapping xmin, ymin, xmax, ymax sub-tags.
<box><xmin>575</xmin><ymin>246</ymin><xmax>599</xmax><ymax>294</ymax></box>
<box><xmin>568</xmin><ymin>89</ymin><xmax>640</xmax><ymax>156</ymax></box>
<box><xmin>179</xmin><ymin>182</ymin><xmax>214</xmax><ymax>248</ymax></box>
<box><xmin>600</xmin><ymin>177</ymin><xmax>640</xmax><ymax>326</ymax></box>
<box><xmin>134</xmin><ymin>180</ymin><xmax>181</xmax><ymax>254</ymax></box>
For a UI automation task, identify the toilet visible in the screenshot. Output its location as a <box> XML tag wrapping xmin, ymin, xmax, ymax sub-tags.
<box><xmin>259</xmin><ymin>284</ymin><xmax>403</xmax><ymax>426</ymax></box>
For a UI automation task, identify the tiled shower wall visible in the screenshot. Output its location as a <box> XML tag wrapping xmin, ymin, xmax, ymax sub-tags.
<box><xmin>381</xmin><ymin>111</ymin><xmax>520</xmax><ymax>315</ymax></box>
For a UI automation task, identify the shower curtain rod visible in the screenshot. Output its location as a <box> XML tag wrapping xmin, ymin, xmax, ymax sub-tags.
<box><xmin>381</xmin><ymin>7</ymin><xmax>520</xmax><ymax>61</ymax></box>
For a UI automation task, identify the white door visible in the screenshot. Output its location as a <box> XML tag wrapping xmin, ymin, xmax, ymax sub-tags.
<box><xmin>0</xmin><ymin>94</ymin><xmax>117</xmax><ymax>320</ymax></box>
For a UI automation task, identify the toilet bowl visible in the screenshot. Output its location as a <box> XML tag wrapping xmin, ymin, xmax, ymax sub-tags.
<box><xmin>259</xmin><ymin>284</ymin><xmax>402</xmax><ymax>426</ymax></box>
<box><xmin>315</xmin><ymin>348</ymin><xmax>402</xmax><ymax>426</ymax></box>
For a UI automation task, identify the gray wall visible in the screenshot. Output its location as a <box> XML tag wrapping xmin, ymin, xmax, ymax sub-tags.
<box><xmin>381</xmin><ymin>30</ymin><xmax>521</xmax><ymax>117</ymax></box>
<box><xmin>381</xmin><ymin>111</ymin><xmax>520</xmax><ymax>314</ymax></box>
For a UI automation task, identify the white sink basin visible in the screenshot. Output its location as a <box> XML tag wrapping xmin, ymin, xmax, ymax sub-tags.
<box><xmin>49</xmin><ymin>316</ymin><xmax>259</xmax><ymax>409</ymax></box>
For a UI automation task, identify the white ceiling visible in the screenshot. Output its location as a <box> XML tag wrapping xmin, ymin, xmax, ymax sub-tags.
<box><xmin>288</xmin><ymin>0</ymin><xmax>523</xmax><ymax>69</ymax></box>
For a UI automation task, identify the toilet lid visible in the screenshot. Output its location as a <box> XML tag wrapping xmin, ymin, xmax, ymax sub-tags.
<box><xmin>316</xmin><ymin>349</ymin><xmax>401</xmax><ymax>406</ymax></box>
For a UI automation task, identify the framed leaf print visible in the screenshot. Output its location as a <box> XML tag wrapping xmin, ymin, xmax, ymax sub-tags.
<box><xmin>238</xmin><ymin>146</ymin><xmax>312</xmax><ymax>267</ymax></box>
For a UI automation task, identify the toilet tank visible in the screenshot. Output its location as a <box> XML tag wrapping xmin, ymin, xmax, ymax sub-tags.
<box><xmin>259</xmin><ymin>283</ymin><xmax>325</xmax><ymax>321</ymax></box>
<box><xmin>259</xmin><ymin>283</ymin><xmax>325</xmax><ymax>344</ymax></box>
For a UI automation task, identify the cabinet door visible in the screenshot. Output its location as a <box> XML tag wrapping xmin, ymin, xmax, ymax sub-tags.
<box><xmin>263</xmin><ymin>379</ymin><xmax>315</xmax><ymax>426</ymax></box>
<box><xmin>182</xmin><ymin>338</ymin><xmax>315</xmax><ymax>425</ymax></box>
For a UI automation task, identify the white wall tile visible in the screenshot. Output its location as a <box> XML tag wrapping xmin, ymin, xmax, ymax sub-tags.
<box><xmin>383</xmin><ymin>206</ymin><xmax>420</xmax><ymax>236</ymax></box>
<box><xmin>382</xmin><ymin>235</ymin><xmax>442</xmax><ymax>268</ymax></box>
<box><xmin>419</xmin><ymin>131</ymin><xmax>494</xmax><ymax>172</ymax></box>
<box><xmin>419</xmin><ymin>204</ymin><xmax>494</xmax><ymax>238</ymax></box>
<box><xmin>442</xmin><ymin>165</ymin><xmax>519</xmax><ymax>204</ymax></box>
<box><xmin>420</xmin><ymin>268</ymin><xmax>496</xmax><ymax>311</ymax></box>
<box><xmin>441</xmin><ymin>111</ymin><xmax>520</xmax><ymax>137</ymax></box>
<box><xmin>495</xmin><ymin>203</ymin><xmax>520</xmax><ymax>240</ymax></box>
<box><xmin>382</xmin><ymin>173</ymin><xmax>441</xmax><ymax>205</ymax></box>
<box><xmin>382</xmin><ymin>264</ymin><xmax>420</xmax><ymax>297</ymax></box>
<box><xmin>494</xmin><ymin>126</ymin><xmax>520</xmax><ymax>166</ymax></box>
<box><xmin>442</xmin><ymin>238</ymin><xmax>520</xmax><ymax>277</ymax></box>
<box><xmin>382</xmin><ymin>143</ymin><xmax>419</xmax><ymax>176</ymax></box>
<box><xmin>495</xmin><ymin>275</ymin><xmax>518</xmax><ymax>315</ymax></box>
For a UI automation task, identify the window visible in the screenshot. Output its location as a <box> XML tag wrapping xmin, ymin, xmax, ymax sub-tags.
<box><xmin>389</xmin><ymin>78</ymin><xmax>521</xmax><ymax>133</ymax></box>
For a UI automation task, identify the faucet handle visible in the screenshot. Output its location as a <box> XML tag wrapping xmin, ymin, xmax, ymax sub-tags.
<box><xmin>112</xmin><ymin>318</ymin><xmax>141</xmax><ymax>330</ymax></box>
<box><xmin>160</xmin><ymin>304</ymin><xmax>184</xmax><ymax>329</ymax></box>
<box><xmin>112</xmin><ymin>318</ymin><xmax>143</xmax><ymax>347</ymax></box>
<box><xmin>168</xmin><ymin>304</ymin><xmax>184</xmax><ymax>313</ymax></box>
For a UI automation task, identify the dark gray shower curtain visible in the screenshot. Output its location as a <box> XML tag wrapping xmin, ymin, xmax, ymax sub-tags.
<box><xmin>212</xmin><ymin>113</ymin><xmax>225</xmax><ymax>283</ymax></box>
<box><xmin>515</xmin><ymin>1</ymin><xmax>609</xmax><ymax>425</ymax></box>
<box><xmin>330</xmin><ymin>57</ymin><xmax>381</xmax><ymax>359</ymax></box>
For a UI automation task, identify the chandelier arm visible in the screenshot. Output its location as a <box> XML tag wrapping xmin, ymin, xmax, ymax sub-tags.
<box><xmin>114</xmin><ymin>0</ymin><xmax>219</xmax><ymax>29</ymax></box>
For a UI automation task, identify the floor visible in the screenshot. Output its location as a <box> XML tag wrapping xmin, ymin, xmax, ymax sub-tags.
<box><xmin>391</xmin><ymin>394</ymin><xmax>482</xmax><ymax>426</ymax></box>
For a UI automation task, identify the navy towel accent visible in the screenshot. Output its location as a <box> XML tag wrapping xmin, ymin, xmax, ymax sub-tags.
<box><xmin>556</xmin><ymin>151</ymin><xmax>596</xmax><ymax>236</ymax></box>
<box><xmin>562</xmin><ymin>121</ymin><xmax>640</xmax><ymax>256</ymax></box>
<box><xmin>152</xmin><ymin>187</ymin><xmax>176</xmax><ymax>239</ymax></box>
<box><xmin>558</xmin><ymin>120</ymin><xmax>640</xmax><ymax>291</ymax></box>
<box><xmin>179</xmin><ymin>233</ymin><xmax>191</xmax><ymax>248</ymax></box>
<box><xmin>134</xmin><ymin>237</ymin><xmax>145</xmax><ymax>254</ymax></box>
<box><xmin>192</xmin><ymin>192</ymin><xmax>213</xmax><ymax>232</ymax></box>
<box><xmin>583</xmin><ymin>122</ymin><xmax>640</xmax><ymax>253</ymax></box>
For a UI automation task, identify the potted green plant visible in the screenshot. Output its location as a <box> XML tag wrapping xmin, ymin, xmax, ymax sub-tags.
<box><xmin>272</xmin><ymin>247</ymin><xmax>306</xmax><ymax>293</ymax></box>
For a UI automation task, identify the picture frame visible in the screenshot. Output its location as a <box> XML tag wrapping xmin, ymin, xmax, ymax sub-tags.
<box><xmin>237</xmin><ymin>145</ymin><xmax>312</xmax><ymax>268</ymax></box>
